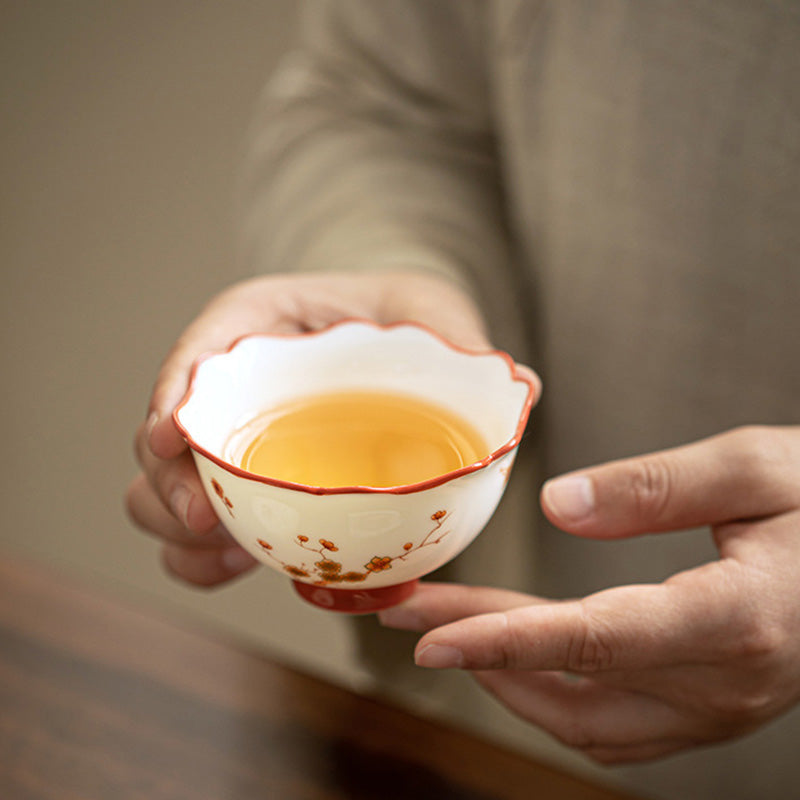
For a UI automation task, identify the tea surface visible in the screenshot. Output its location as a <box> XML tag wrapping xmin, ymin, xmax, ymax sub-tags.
<box><xmin>229</xmin><ymin>391</ymin><xmax>487</xmax><ymax>488</ymax></box>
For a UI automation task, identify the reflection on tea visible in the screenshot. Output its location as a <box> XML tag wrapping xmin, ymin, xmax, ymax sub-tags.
<box><xmin>227</xmin><ymin>390</ymin><xmax>487</xmax><ymax>488</ymax></box>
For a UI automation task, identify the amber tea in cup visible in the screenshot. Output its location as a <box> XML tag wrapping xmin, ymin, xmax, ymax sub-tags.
<box><xmin>225</xmin><ymin>390</ymin><xmax>489</xmax><ymax>489</ymax></box>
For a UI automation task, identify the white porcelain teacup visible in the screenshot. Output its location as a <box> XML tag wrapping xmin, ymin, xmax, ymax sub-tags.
<box><xmin>174</xmin><ymin>320</ymin><xmax>537</xmax><ymax>613</ymax></box>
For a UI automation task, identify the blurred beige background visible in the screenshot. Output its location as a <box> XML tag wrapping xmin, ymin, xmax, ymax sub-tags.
<box><xmin>0</xmin><ymin>1</ymin><xmax>599</xmax><ymax>782</ymax></box>
<box><xmin>0</xmin><ymin>0</ymin><xmax>375</xmax><ymax>686</ymax></box>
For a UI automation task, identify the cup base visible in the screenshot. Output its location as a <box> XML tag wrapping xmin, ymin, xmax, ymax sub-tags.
<box><xmin>291</xmin><ymin>579</ymin><xmax>419</xmax><ymax>614</ymax></box>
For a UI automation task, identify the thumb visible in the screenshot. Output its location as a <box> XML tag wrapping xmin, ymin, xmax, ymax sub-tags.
<box><xmin>540</xmin><ymin>426</ymin><xmax>798</xmax><ymax>539</ymax></box>
<box><xmin>146</xmin><ymin>332</ymin><xmax>217</xmax><ymax>460</ymax></box>
<box><xmin>146</xmin><ymin>284</ymin><xmax>287</xmax><ymax>460</ymax></box>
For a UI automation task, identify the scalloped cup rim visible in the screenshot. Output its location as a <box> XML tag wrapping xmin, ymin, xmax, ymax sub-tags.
<box><xmin>173</xmin><ymin>318</ymin><xmax>536</xmax><ymax>496</ymax></box>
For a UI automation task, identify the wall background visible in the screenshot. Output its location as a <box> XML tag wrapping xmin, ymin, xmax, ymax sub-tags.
<box><xmin>0</xmin><ymin>0</ymin><xmax>374</xmax><ymax>686</ymax></box>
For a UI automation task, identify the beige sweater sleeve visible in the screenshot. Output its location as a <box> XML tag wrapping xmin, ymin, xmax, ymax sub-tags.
<box><xmin>238</xmin><ymin>0</ymin><xmax>523</xmax><ymax>346</ymax></box>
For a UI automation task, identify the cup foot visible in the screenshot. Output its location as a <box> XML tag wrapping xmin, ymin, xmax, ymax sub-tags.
<box><xmin>292</xmin><ymin>579</ymin><xmax>419</xmax><ymax>614</ymax></box>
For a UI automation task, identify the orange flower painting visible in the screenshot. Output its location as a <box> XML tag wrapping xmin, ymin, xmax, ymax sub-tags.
<box><xmin>210</xmin><ymin>478</ymin><xmax>235</xmax><ymax>517</ymax></box>
<box><xmin>256</xmin><ymin>510</ymin><xmax>450</xmax><ymax>585</ymax></box>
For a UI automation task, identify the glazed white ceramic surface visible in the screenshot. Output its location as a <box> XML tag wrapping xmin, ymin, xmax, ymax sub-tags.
<box><xmin>174</xmin><ymin>320</ymin><xmax>535</xmax><ymax>610</ymax></box>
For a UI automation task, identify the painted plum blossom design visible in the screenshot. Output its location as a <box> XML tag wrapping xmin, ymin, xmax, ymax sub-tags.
<box><xmin>256</xmin><ymin>510</ymin><xmax>450</xmax><ymax>586</ymax></box>
<box><xmin>210</xmin><ymin>478</ymin><xmax>235</xmax><ymax>517</ymax></box>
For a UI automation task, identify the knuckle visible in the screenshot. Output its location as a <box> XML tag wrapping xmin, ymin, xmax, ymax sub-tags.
<box><xmin>727</xmin><ymin>614</ymin><xmax>786</xmax><ymax>663</ymax></box>
<box><xmin>565</xmin><ymin>604</ymin><xmax>617</xmax><ymax>673</ymax></box>
<box><xmin>728</xmin><ymin>425</ymin><xmax>792</xmax><ymax>487</ymax></box>
<box><xmin>489</xmin><ymin>612</ymin><xmax>522</xmax><ymax>670</ymax></box>
<box><xmin>628</xmin><ymin>456</ymin><xmax>673</xmax><ymax>523</ymax></box>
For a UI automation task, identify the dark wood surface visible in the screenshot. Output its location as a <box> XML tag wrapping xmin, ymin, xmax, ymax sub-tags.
<box><xmin>0</xmin><ymin>556</ymin><xmax>640</xmax><ymax>800</ymax></box>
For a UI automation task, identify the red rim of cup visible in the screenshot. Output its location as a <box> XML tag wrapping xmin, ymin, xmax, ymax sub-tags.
<box><xmin>173</xmin><ymin>318</ymin><xmax>538</xmax><ymax>496</ymax></box>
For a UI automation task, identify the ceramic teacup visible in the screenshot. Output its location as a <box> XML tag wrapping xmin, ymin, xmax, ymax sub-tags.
<box><xmin>174</xmin><ymin>320</ymin><xmax>536</xmax><ymax>613</ymax></box>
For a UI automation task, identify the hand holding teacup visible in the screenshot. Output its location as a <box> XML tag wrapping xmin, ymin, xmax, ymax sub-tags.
<box><xmin>126</xmin><ymin>270</ymin><xmax>536</xmax><ymax>591</ymax></box>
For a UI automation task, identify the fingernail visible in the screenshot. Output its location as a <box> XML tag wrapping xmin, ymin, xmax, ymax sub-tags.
<box><xmin>222</xmin><ymin>548</ymin><xmax>257</xmax><ymax>574</ymax></box>
<box><xmin>146</xmin><ymin>411</ymin><xmax>159</xmax><ymax>449</ymax></box>
<box><xmin>169</xmin><ymin>485</ymin><xmax>192</xmax><ymax>527</ymax></box>
<box><xmin>415</xmin><ymin>644</ymin><xmax>464</xmax><ymax>669</ymax></box>
<box><xmin>378</xmin><ymin>606</ymin><xmax>424</xmax><ymax>630</ymax></box>
<box><xmin>543</xmin><ymin>475</ymin><xmax>595</xmax><ymax>522</ymax></box>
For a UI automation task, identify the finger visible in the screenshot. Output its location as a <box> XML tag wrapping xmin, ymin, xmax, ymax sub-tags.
<box><xmin>377</xmin><ymin>274</ymin><xmax>543</xmax><ymax>403</ymax></box>
<box><xmin>146</xmin><ymin>320</ymin><xmax>234</xmax><ymax>461</ymax></box>
<box><xmin>474</xmin><ymin>670</ymin><xmax>692</xmax><ymax>756</ymax></box>
<box><xmin>377</xmin><ymin>582</ymin><xmax>546</xmax><ymax>631</ymax></box>
<box><xmin>412</xmin><ymin>577</ymin><xmax>740</xmax><ymax>672</ymax></box>
<box><xmin>540</xmin><ymin>426</ymin><xmax>800</xmax><ymax>539</ymax></box>
<box><xmin>376</xmin><ymin>271</ymin><xmax>492</xmax><ymax>351</ymax></box>
<box><xmin>146</xmin><ymin>283</ymin><xmax>297</xmax><ymax>460</ymax></box>
<box><xmin>134</xmin><ymin>424</ymin><xmax>218</xmax><ymax>533</ymax></box>
<box><xmin>125</xmin><ymin>475</ymin><xmax>235</xmax><ymax>548</ymax></box>
<box><xmin>161</xmin><ymin>543</ymin><xmax>258</xmax><ymax>587</ymax></box>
